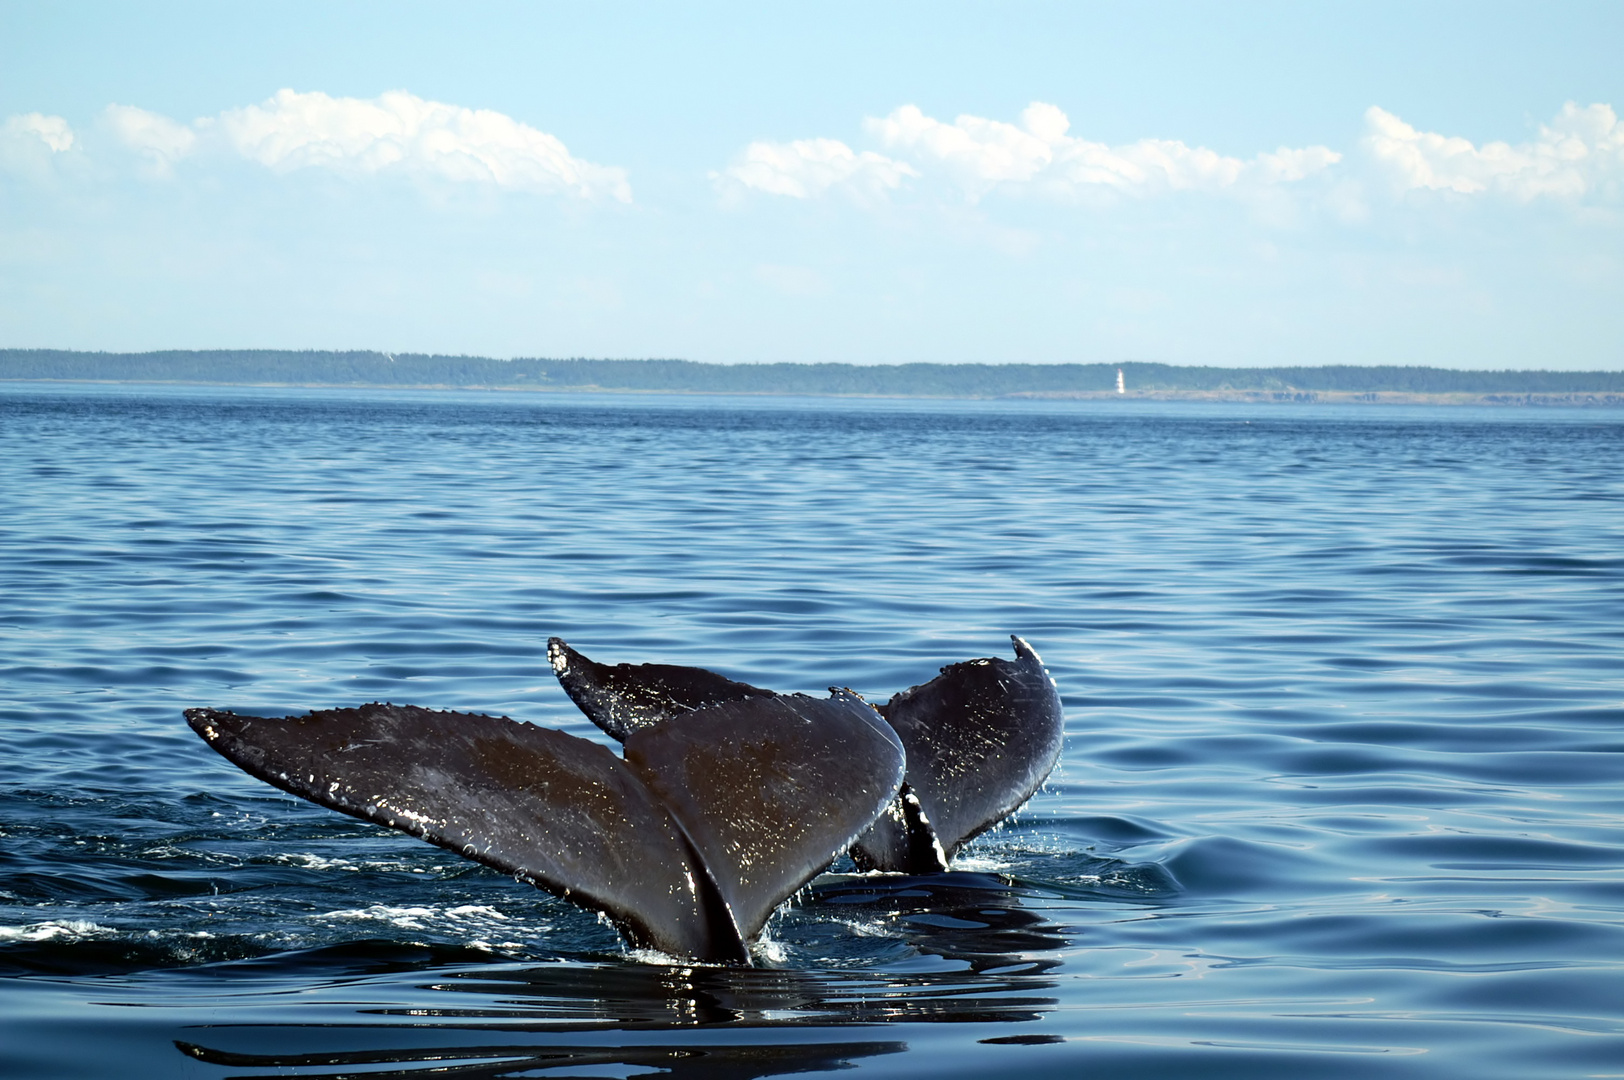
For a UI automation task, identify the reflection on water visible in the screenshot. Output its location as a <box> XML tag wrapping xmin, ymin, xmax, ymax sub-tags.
<box><xmin>805</xmin><ymin>871</ymin><xmax>1067</xmax><ymax>978</ymax></box>
<box><xmin>172</xmin><ymin>874</ymin><xmax>1067</xmax><ymax>1076</ymax></box>
<box><xmin>180</xmin><ymin>1036</ymin><xmax>909</xmax><ymax>1080</ymax></box>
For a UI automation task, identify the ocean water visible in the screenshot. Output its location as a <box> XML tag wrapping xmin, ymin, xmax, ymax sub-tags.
<box><xmin>1</xmin><ymin>383</ymin><xmax>1621</xmax><ymax>1079</ymax></box>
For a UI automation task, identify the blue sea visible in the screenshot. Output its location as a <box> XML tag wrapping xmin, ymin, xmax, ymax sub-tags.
<box><xmin>2</xmin><ymin>383</ymin><xmax>1621</xmax><ymax>1079</ymax></box>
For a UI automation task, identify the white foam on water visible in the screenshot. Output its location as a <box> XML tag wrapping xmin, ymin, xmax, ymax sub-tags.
<box><xmin>750</xmin><ymin>934</ymin><xmax>788</xmax><ymax>965</ymax></box>
<box><xmin>275</xmin><ymin>852</ymin><xmax>360</xmax><ymax>871</ymax></box>
<box><xmin>948</xmin><ymin>851</ymin><xmax>1011</xmax><ymax>873</ymax></box>
<box><xmin>623</xmin><ymin>946</ymin><xmax>724</xmax><ymax>968</ymax></box>
<box><xmin>273</xmin><ymin>852</ymin><xmax>440</xmax><ymax>873</ymax></box>
<box><xmin>831</xmin><ymin>915</ymin><xmax>895</xmax><ymax>939</ymax></box>
<box><xmin>0</xmin><ymin>919</ymin><xmax>113</xmax><ymax>943</ymax></box>
<box><xmin>310</xmin><ymin>903</ymin><xmax>538</xmax><ymax>940</ymax></box>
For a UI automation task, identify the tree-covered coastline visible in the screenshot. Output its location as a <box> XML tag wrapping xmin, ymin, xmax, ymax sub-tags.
<box><xmin>4</xmin><ymin>349</ymin><xmax>1622</xmax><ymax>403</ymax></box>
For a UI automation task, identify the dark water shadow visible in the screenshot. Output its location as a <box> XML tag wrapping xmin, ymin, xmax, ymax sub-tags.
<box><xmin>178</xmin><ymin>1036</ymin><xmax>907</xmax><ymax>1080</ymax></box>
<box><xmin>169</xmin><ymin>873</ymin><xmax>1067</xmax><ymax>1077</ymax></box>
<box><xmin>800</xmin><ymin>870</ymin><xmax>1070</xmax><ymax>976</ymax></box>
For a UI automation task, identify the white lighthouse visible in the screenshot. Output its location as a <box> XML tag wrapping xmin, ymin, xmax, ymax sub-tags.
<box><xmin>1116</xmin><ymin>368</ymin><xmax>1125</xmax><ymax>394</ymax></box>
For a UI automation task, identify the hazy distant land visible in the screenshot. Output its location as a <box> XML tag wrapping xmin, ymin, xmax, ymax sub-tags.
<box><xmin>4</xmin><ymin>350</ymin><xmax>1622</xmax><ymax>406</ymax></box>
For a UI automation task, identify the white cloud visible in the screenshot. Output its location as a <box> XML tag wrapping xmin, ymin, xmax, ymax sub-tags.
<box><xmin>3</xmin><ymin>112</ymin><xmax>75</xmax><ymax>153</ymax></box>
<box><xmin>101</xmin><ymin>89</ymin><xmax>630</xmax><ymax>201</ymax></box>
<box><xmin>866</xmin><ymin>104</ymin><xmax>1054</xmax><ymax>188</ymax></box>
<box><xmin>0</xmin><ymin>112</ymin><xmax>76</xmax><ymax>180</ymax></box>
<box><xmin>215</xmin><ymin>90</ymin><xmax>629</xmax><ymax>200</ymax></box>
<box><xmin>865</xmin><ymin>102</ymin><xmax>1341</xmax><ymax>200</ymax></box>
<box><xmin>1363</xmin><ymin>103</ymin><xmax>1624</xmax><ymax>200</ymax></box>
<box><xmin>1</xmin><ymin>113</ymin><xmax>76</xmax><ymax>179</ymax></box>
<box><xmin>716</xmin><ymin>137</ymin><xmax>917</xmax><ymax>200</ymax></box>
<box><xmin>105</xmin><ymin>104</ymin><xmax>197</xmax><ymax>172</ymax></box>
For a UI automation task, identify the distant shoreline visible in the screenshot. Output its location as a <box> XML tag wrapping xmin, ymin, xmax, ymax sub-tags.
<box><xmin>7</xmin><ymin>377</ymin><xmax>1623</xmax><ymax>408</ymax></box>
<box><xmin>3</xmin><ymin>350</ymin><xmax>1623</xmax><ymax>406</ymax></box>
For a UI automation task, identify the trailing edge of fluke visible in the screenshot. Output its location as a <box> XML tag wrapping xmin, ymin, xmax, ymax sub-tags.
<box><xmin>185</xmin><ymin>635</ymin><xmax>1064</xmax><ymax>963</ymax></box>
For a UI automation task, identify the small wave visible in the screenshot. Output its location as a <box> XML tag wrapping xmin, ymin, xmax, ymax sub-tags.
<box><xmin>309</xmin><ymin>904</ymin><xmax>539</xmax><ymax>949</ymax></box>
<box><xmin>948</xmin><ymin>852</ymin><xmax>1010</xmax><ymax>874</ymax></box>
<box><xmin>0</xmin><ymin>919</ymin><xmax>113</xmax><ymax>943</ymax></box>
<box><xmin>314</xmin><ymin>903</ymin><xmax>512</xmax><ymax>929</ymax></box>
<box><xmin>621</xmin><ymin>946</ymin><xmax>731</xmax><ymax>968</ymax></box>
<box><xmin>271</xmin><ymin>852</ymin><xmax>429</xmax><ymax>873</ymax></box>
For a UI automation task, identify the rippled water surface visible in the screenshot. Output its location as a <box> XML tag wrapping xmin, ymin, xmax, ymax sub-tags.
<box><xmin>2</xmin><ymin>384</ymin><xmax>1621</xmax><ymax>1078</ymax></box>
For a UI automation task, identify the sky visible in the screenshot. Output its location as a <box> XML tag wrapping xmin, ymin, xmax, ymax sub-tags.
<box><xmin>2</xmin><ymin>1</ymin><xmax>1621</xmax><ymax>369</ymax></box>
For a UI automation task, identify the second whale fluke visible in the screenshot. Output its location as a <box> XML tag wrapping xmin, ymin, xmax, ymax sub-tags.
<box><xmin>550</xmin><ymin>636</ymin><xmax>1065</xmax><ymax>875</ymax></box>
<box><xmin>851</xmin><ymin>636</ymin><xmax>1064</xmax><ymax>873</ymax></box>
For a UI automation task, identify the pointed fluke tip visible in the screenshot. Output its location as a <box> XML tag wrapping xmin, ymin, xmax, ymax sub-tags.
<box><xmin>546</xmin><ymin>636</ymin><xmax>570</xmax><ymax>675</ymax></box>
<box><xmin>185</xmin><ymin>707</ymin><xmax>226</xmax><ymax>742</ymax></box>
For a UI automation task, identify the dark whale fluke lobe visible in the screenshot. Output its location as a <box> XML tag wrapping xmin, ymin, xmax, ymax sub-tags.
<box><xmin>851</xmin><ymin>636</ymin><xmax>1065</xmax><ymax>874</ymax></box>
<box><xmin>623</xmin><ymin>688</ymin><xmax>903</xmax><ymax>943</ymax></box>
<box><xmin>548</xmin><ymin>636</ymin><xmax>774</xmax><ymax>742</ymax></box>
<box><xmin>185</xmin><ymin>703</ymin><xmax>743</xmax><ymax>961</ymax></box>
<box><xmin>186</xmin><ymin>690</ymin><xmax>904</xmax><ymax>963</ymax></box>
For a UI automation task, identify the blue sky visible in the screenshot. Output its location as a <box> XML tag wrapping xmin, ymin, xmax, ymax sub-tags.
<box><xmin>3</xmin><ymin>2</ymin><xmax>1621</xmax><ymax>369</ymax></box>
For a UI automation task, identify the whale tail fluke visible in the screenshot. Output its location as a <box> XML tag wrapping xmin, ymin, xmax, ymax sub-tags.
<box><xmin>185</xmin><ymin>635</ymin><xmax>1061</xmax><ymax>960</ymax></box>
<box><xmin>851</xmin><ymin>635</ymin><xmax>1064</xmax><ymax>873</ymax></box>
